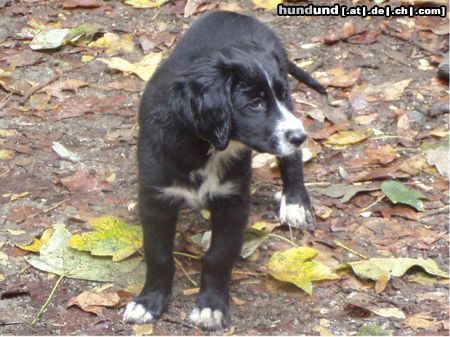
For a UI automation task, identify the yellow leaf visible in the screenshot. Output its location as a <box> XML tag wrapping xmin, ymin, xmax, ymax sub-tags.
<box><xmin>267</xmin><ymin>247</ymin><xmax>339</xmax><ymax>295</ymax></box>
<box><xmin>0</xmin><ymin>149</ymin><xmax>14</xmax><ymax>160</ymax></box>
<box><xmin>375</xmin><ymin>272</ymin><xmax>390</xmax><ymax>294</ymax></box>
<box><xmin>68</xmin><ymin>215</ymin><xmax>143</xmax><ymax>261</ymax></box>
<box><xmin>17</xmin><ymin>228</ymin><xmax>54</xmax><ymax>253</ymax></box>
<box><xmin>372</xmin><ymin>307</ymin><xmax>405</xmax><ymax>319</ymax></box>
<box><xmin>404</xmin><ymin>312</ymin><xmax>442</xmax><ymax>331</ymax></box>
<box><xmin>0</xmin><ymin>129</ymin><xmax>17</xmax><ymax>137</ymax></box>
<box><xmin>324</xmin><ymin>129</ymin><xmax>372</xmax><ymax>147</ymax></box>
<box><xmin>0</xmin><ymin>274</ymin><xmax>4</xmax><ymax>281</ymax></box>
<box><xmin>89</xmin><ymin>33</ymin><xmax>135</xmax><ymax>56</ymax></box>
<box><xmin>98</xmin><ymin>53</ymin><xmax>162</xmax><ymax>81</ymax></box>
<box><xmin>10</xmin><ymin>192</ymin><xmax>30</xmax><ymax>201</ymax></box>
<box><xmin>81</xmin><ymin>55</ymin><xmax>94</xmax><ymax>63</ymax></box>
<box><xmin>252</xmin><ymin>0</ymin><xmax>283</xmax><ymax>10</ymax></box>
<box><xmin>132</xmin><ymin>323</ymin><xmax>154</xmax><ymax>336</ymax></box>
<box><xmin>123</xmin><ymin>0</ymin><xmax>169</xmax><ymax>8</ymax></box>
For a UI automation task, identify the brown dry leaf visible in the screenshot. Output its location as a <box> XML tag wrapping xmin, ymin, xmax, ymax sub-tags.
<box><xmin>315</xmin><ymin>64</ymin><xmax>361</xmax><ymax>88</ymax></box>
<box><xmin>348</xmin><ymin>165</ymin><xmax>407</xmax><ymax>183</ymax></box>
<box><xmin>403</xmin><ymin>312</ymin><xmax>442</xmax><ymax>331</ymax></box>
<box><xmin>314</xmin><ymin>21</ymin><xmax>366</xmax><ymax>44</ymax></box>
<box><xmin>63</xmin><ymin>0</ymin><xmax>101</xmax><ymax>8</ymax></box>
<box><xmin>349</xmin><ymin>79</ymin><xmax>412</xmax><ymax>104</ymax></box>
<box><xmin>416</xmin><ymin>15</ymin><xmax>449</xmax><ymax>35</ymax></box>
<box><xmin>231</xmin><ymin>296</ymin><xmax>246</xmax><ymax>305</ymax></box>
<box><xmin>67</xmin><ymin>290</ymin><xmax>120</xmax><ymax>315</ymax></box>
<box><xmin>40</xmin><ymin>79</ymin><xmax>88</xmax><ymax>100</ymax></box>
<box><xmin>346</xmin><ymin>144</ymin><xmax>397</xmax><ymax>167</ymax></box>
<box><xmin>61</xmin><ymin>170</ymin><xmax>112</xmax><ymax>193</ymax></box>
<box><xmin>379</xmin><ymin>205</ymin><xmax>420</xmax><ymax>220</ymax></box>
<box><xmin>184</xmin><ymin>0</ymin><xmax>207</xmax><ymax>17</ymax></box>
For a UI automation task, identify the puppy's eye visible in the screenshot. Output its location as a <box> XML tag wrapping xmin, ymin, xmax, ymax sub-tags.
<box><xmin>249</xmin><ymin>97</ymin><xmax>263</xmax><ymax>109</ymax></box>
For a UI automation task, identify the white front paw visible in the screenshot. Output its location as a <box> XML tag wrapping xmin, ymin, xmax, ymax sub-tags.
<box><xmin>278</xmin><ymin>193</ymin><xmax>313</xmax><ymax>229</ymax></box>
<box><xmin>189</xmin><ymin>307</ymin><xmax>225</xmax><ymax>330</ymax></box>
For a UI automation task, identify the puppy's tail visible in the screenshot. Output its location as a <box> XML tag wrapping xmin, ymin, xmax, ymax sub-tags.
<box><xmin>287</xmin><ymin>60</ymin><xmax>327</xmax><ymax>96</ymax></box>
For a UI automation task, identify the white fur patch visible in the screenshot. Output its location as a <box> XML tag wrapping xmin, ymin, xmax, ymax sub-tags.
<box><xmin>275</xmin><ymin>100</ymin><xmax>306</xmax><ymax>156</ymax></box>
<box><xmin>159</xmin><ymin>141</ymin><xmax>246</xmax><ymax>208</ymax></box>
<box><xmin>189</xmin><ymin>307</ymin><xmax>224</xmax><ymax>330</ymax></box>
<box><xmin>279</xmin><ymin>194</ymin><xmax>308</xmax><ymax>228</ymax></box>
<box><xmin>123</xmin><ymin>302</ymin><xmax>154</xmax><ymax>324</ymax></box>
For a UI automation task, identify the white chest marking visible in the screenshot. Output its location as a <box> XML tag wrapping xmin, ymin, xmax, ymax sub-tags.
<box><xmin>159</xmin><ymin>141</ymin><xmax>246</xmax><ymax>208</ymax></box>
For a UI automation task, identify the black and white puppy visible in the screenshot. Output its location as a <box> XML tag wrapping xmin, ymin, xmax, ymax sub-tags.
<box><xmin>123</xmin><ymin>11</ymin><xmax>325</xmax><ymax>330</ymax></box>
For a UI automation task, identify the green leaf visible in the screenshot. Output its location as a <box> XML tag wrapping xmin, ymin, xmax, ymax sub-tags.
<box><xmin>25</xmin><ymin>225</ymin><xmax>141</xmax><ymax>282</ymax></box>
<box><xmin>267</xmin><ymin>247</ymin><xmax>339</xmax><ymax>295</ymax></box>
<box><xmin>314</xmin><ymin>183</ymin><xmax>379</xmax><ymax>203</ymax></box>
<box><xmin>359</xmin><ymin>324</ymin><xmax>392</xmax><ymax>336</ymax></box>
<box><xmin>69</xmin><ymin>215</ymin><xmax>143</xmax><ymax>261</ymax></box>
<box><xmin>67</xmin><ymin>23</ymin><xmax>105</xmax><ymax>43</ymax></box>
<box><xmin>241</xmin><ymin>228</ymin><xmax>269</xmax><ymax>259</ymax></box>
<box><xmin>381</xmin><ymin>180</ymin><xmax>427</xmax><ymax>211</ymax></box>
<box><xmin>345</xmin><ymin>257</ymin><xmax>449</xmax><ymax>282</ymax></box>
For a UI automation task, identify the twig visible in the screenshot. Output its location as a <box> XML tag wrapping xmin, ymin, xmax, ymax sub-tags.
<box><xmin>360</xmin><ymin>195</ymin><xmax>385</xmax><ymax>213</ymax></box>
<box><xmin>420</xmin><ymin>205</ymin><xmax>450</xmax><ymax>219</ymax></box>
<box><xmin>269</xmin><ymin>233</ymin><xmax>297</xmax><ymax>247</ymax></box>
<box><xmin>173</xmin><ymin>251</ymin><xmax>202</xmax><ymax>260</ymax></box>
<box><xmin>174</xmin><ymin>256</ymin><xmax>198</xmax><ymax>287</ymax></box>
<box><xmin>334</xmin><ymin>240</ymin><xmax>368</xmax><ymax>259</ymax></box>
<box><xmin>20</xmin><ymin>72</ymin><xmax>61</xmax><ymax>106</ymax></box>
<box><xmin>162</xmin><ymin>314</ymin><xmax>196</xmax><ymax>329</ymax></box>
<box><xmin>31</xmin><ymin>274</ymin><xmax>65</xmax><ymax>326</ymax></box>
<box><xmin>15</xmin><ymin>198</ymin><xmax>70</xmax><ymax>224</ymax></box>
<box><xmin>380</xmin><ymin>49</ymin><xmax>410</xmax><ymax>67</ymax></box>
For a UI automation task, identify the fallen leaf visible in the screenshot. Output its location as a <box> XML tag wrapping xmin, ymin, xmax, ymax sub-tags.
<box><xmin>379</xmin><ymin>205</ymin><xmax>420</xmax><ymax>220</ymax></box>
<box><xmin>98</xmin><ymin>53</ymin><xmax>162</xmax><ymax>81</ymax></box>
<box><xmin>241</xmin><ymin>228</ymin><xmax>268</xmax><ymax>259</ymax></box>
<box><xmin>252</xmin><ymin>153</ymin><xmax>277</xmax><ymax>169</ymax></box>
<box><xmin>349</xmin><ymin>79</ymin><xmax>412</xmax><ymax>104</ymax></box>
<box><xmin>16</xmin><ymin>228</ymin><xmax>54</xmax><ymax>253</ymax></box>
<box><xmin>184</xmin><ymin>0</ymin><xmax>207</xmax><ymax>17</ymax></box>
<box><xmin>315</xmin><ymin>64</ymin><xmax>361</xmax><ymax>88</ymax></box>
<box><xmin>25</xmin><ymin>224</ymin><xmax>142</xmax><ymax>281</ymax></box>
<box><xmin>381</xmin><ymin>180</ymin><xmax>427</xmax><ymax>212</ymax></box>
<box><xmin>346</xmin><ymin>145</ymin><xmax>397</xmax><ymax>167</ymax></box>
<box><xmin>0</xmin><ymin>149</ymin><xmax>14</xmax><ymax>160</ymax></box>
<box><xmin>40</xmin><ymin>79</ymin><xmax>88</xmax><ymax>100</ymax></box>
<box><xmin>63</xmin><ymin>0</ymin><xmax>101</xmax><ymax>8</ymax></box>
<box><xmin>403</xmin><ymin>312</ymin><xmax>442</xmax><ymax>331</ymax></box>
<box><xmin>252</xmin><ymin>0</ymin><xmax>282</xmax><ymax>10</ymax></box>
<box><xmin>132</xmin><ymin>323</ymin><xmax>154</xmax><ymax>336</ymax></box>
<box><xmin>267</xmin><ymin>247</ymin><xmax>339</xmax><ymax>295</ymax></box>
<box><xmin>69</xmin><ymin>215</ymin><xmax>143</xmax><ymax>261</ymax></box>
<box><xmin>29</xmin><ymin>28</ymin><xmax>70</xmax><ymax>50</ymax></box>
<box><xmin>183</xmin><ymin>287</ymin><xmax>200</xmax><ymax>296</ymax></box>
<box><xmin>313</xmin><ymin>183</ymin><xmax>379</xmax><ymax>203</ymax></box>
<box><xmin>123</xmin><ymin>0</ymin><xmax>169</xmax><ymax>8</ymax></box>
<box><xmin>323</xmin><ymin>129</ymin><xmax>372</xmax><ymax>147</ymax></box>
<box><xmin>358</xmin><ymin>323</ymin><xmax>391</xmax><ymax>336</ymax></box>
<box><xmin>345</xmin><ymin>257</ymin><xmax>449</xmax><ymax>283</ymax></box>
<box><xmin>89</xmin><ymin>33</ymin><xmax>135</xmax><ymax>55</ymax></box>
<box><xmin>374</xmin><ymin>272</ymin><xmax>390</xmax><ymax>294</ymax></box>
<box><xmin>426</xmin><ymin>138</ymin><xmax>449</xmax><ymax>177</ymax></box>
<box><xmin>67</xmin><ymin>290</ymin><xmax>120</xmax><ymax>315</ymax></box>
<box><xmin>231</xmin><ymin>296</ymin><xmax>246</xmax><ymax>305</ymax></box>
<box><xmin>61</xmin><ymin>170</ymin><xmax>111</xmax><ymax>193</ymax></box>
<box><xmin>52</xmin><ymin>141</ymin><xmax>80</xmax><ymax>162</ymax></box>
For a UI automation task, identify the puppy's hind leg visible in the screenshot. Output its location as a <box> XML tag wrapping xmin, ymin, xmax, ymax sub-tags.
<box><xmin>124</xmin><ymin>188</ymin><xmax>179</xmax><ymax>324</ymax></box>
<box><xmin>190</xmin><ymin>193</ymin><xmax>250</xmax><ymax>330</ymax></box>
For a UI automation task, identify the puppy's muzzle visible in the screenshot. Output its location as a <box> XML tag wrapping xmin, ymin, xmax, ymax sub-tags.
<box><xmin>285</xmin><ymin>129</ymin><xmax>307</xmax><ymax>147</ymax></box>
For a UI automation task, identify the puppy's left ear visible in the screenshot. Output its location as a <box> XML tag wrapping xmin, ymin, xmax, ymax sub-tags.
<box><xmin>170</xmin><ymin>56</ymin><xmax>233</xmax><ymax>151</ymax></box>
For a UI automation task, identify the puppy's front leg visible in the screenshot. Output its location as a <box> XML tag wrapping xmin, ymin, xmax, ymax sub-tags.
<box><xmin>124</xmin><ymin>188</ymin><xmax>179</xmax><ymax>324</ymax></box>
<box><xmin>278</xmin><ymin>150</ymin><xmax>314</xmax><ymax>229</ymax></box>
<box><xmin>190</xmin><ymin>194</ymin><xmax>250</xmax><ymax>330</ymax></box>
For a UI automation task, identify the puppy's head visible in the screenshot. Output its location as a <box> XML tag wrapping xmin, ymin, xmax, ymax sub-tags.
<box><xmin>171</xmin><ymin>48</ymin><xmax>307</xmax><ymax>156</ymax></box>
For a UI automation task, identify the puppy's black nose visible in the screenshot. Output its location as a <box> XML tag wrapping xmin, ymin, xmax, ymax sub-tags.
<box><xmin>285</xmin><ymin>130</ymin><xmax>307</xmax><ymax>147</ymax></box>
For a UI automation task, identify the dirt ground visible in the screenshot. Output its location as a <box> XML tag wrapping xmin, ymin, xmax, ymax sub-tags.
<box><xmin>0</xmin><ymin>0</ymin><xmax>449</xmax><ymax>335</ymax></box>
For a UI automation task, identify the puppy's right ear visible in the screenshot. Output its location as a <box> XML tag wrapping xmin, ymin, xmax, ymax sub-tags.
<box><xmin>170</xmin><ymin>57</ymin><xmax>233</xmax><ymax>151</ymax></box>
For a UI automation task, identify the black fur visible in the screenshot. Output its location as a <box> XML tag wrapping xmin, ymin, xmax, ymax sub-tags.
<box><xmin>125</xmin><ymin>11</ymin><xmax>325</xmax><ymax>330</ymax></box>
